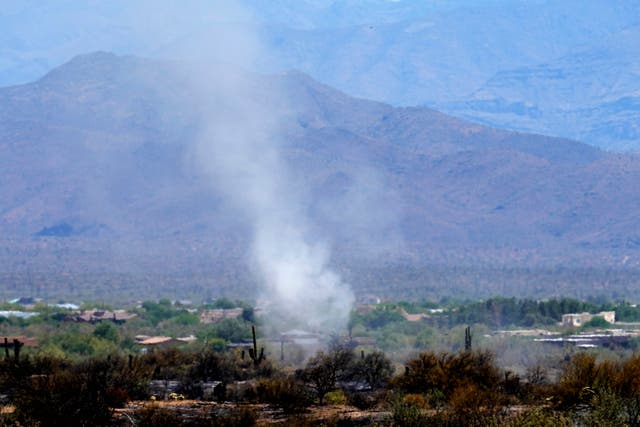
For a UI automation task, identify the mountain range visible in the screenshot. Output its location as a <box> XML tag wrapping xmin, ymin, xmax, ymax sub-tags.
<box><xmin>1</xmin><ymin>52</ymin><xmax>640</xmax><ymax>302</ymax></box>
<box><xmin>1</xmin><ymin>1</ymin><xmax>639</xmax><ymax>151</ymax></box>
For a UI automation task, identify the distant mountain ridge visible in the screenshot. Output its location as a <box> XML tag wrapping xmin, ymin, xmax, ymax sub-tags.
<box><xmin>1</xmin><ymin>1</ymin><xmax>639</xmax><ymax>150</ymax></box>
<box><xmin>1</xmin><ymin>52</ymin><xmax>640</xmax><ymax>301</ymax></box>
<box><xmin>438</xmin><ymin>25</ymin><xmax>640</xmax><ymax>151</ymax></box>
<box><xmin>255</xmin><ymin>1</ymin><xmax>640</xmax><ymax>151</ymax></box>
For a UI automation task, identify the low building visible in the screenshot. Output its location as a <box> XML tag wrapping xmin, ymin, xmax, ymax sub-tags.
<box><xmin>562</xmin><ymin>311</ymin><xmax>615</xmax><ymax>327</ymax></box>
<box><xmin>68</xmin><ymin>309</ymin><xmax>137</xmax><ymax>324</ymax></box>
<box><xmin>136</xmin><ymin>335</ymin><xmax>196</xmax><ymax>352</ymax></box>
<box><xmin>199</xmin><ymin>308</ymin><xmax>244</xmax><ymax>323</ymax></box>
<box><xmin>0</xmin><ymin>310</ymin><xmax>39</xmax><ymax>319</ymax></box>
<box><xmin>8</xmin><ymin>297</ymin><xmax>41</xmax><ymax>308</ymax></box>
<box><xmin>279</xmin><ymin>329</ymin><xmax>324</xmax><ymax>347</ymax></box>
<box><xmin>55</xmin><ymin>302</ymin><xmax>80</xmax><ymax>310</ymax></box>
<box><xmin>535</xmin><ymin>329</ymin><xmax>639</xmax><ymax>348</ymax></box>
<box><xmin>494</xmin><ymin>329</ymin><xmax>558</xmax><ymax>337</ymax></box>
<box><xmin>398</xmin><ymin>308</ymin><xmax>430</xmax><ymax>322</ymax></box>
<box><xmin>356</xmin><ymin>294</ymin><xmax>382</xmax><ymax>305</ymax></box>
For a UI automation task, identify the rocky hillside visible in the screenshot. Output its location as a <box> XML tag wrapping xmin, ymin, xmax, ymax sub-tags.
<box><xmin>2</xmin><ymin>52</ymin><xmax>640</xmax><ymax>301</ymax></box>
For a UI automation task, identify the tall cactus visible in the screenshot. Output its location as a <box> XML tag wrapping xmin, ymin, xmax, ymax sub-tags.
<box><xmin>12</xmin><ymin>339</ymin><xmax>23</xmax><ymax>362</ymax></box>
<box><xmin>464</xmin><ymin>325</ymin><xmax>472</xmax><ymax>352</ymax></box>
<box><xmin>248</xmin><ymin>325</ymin><xmax>265</xmax><ymax>366</ymax></box>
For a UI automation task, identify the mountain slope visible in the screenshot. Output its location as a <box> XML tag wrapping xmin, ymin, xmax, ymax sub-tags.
<box><xmin>1</xmin><ymin>53</ymin><xmax>640</xmax><ymax>300</ymax></box>
<box><xmin>439</xmin><ymin>26</ymin><xmax>640</xmax><ymax>151</ymax></box>
<box><xmin>2</xmin><ymin>1</ymin><xmax>639</xmax><ymax>151</ymax></box>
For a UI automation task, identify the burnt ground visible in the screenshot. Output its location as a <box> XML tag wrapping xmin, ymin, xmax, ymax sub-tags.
<box><xmin>113</xmin><ymin>400</ymin><xmax>391</xmax><ymax>425</ymax></box>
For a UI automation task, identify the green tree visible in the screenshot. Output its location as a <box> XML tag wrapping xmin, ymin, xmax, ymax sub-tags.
<box><xmin>355</xmin><ymin>350</ymin><xmax>394</xmax><ymax>389</ymax></box>
<box><xmin>299</xmin><ymin>348</ymin><xmax>354</xmax><ymax>404</ymax></box>
<box><xmin>170</xmin><ymin>312</ymin><xmax>199</xmax><ymax>326</ymax></box>
<box><xmin>581</xmin><ymin>316</ymin><xmax>611</xmax><ymax>329</ymax></box>
<box><xmin>93</xmin><ymin>322</ymin><xmax>119</xmax><ymax>343</ymax></box>
<box><xmin>211</xmin><ymin>297</ymin><xmax>236</xmax><ymax>309</ymax></box>
<box><xmin>141</xmin><ymin>300</ymin><xmax>180</xmax><ymax>325</ymax></box>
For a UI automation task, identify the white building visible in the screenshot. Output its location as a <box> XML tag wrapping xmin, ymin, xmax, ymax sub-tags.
<box><xmin>562</xmin><ymin>311</ymin><xmax>615</xmax><ymax>327</ymax></box>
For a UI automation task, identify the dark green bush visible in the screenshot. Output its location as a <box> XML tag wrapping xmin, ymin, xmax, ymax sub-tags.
<box><xmin>390</xmin><ymin>393</ymin><xmax>429</xmax><ymax>427</ymax></box>
<box><xmin>395</xmin><ymin>350</ymin><xmax>500</xmax><ymax>398</ymax></box>
<box><xmin>255</xmin><ymin>376</ymin><xmax>312</xmax><ymax>413</ymax></box>
<box><xmin>12</xmin><ymin>358</ymin><xmax>122</xmax><ymax>426</ymax></box>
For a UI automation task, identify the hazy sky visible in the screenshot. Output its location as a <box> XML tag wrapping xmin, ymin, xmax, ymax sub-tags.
<box><xmin>0</xmin><ymin>0</ymin><xmax>528</xmax><ymax>86</ymax></box>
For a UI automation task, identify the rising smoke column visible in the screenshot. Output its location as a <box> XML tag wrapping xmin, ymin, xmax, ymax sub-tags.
<box><xmin>180</xmin><ymin>3</ymin><xmax>354</xmax><ymax>333</ymax></box>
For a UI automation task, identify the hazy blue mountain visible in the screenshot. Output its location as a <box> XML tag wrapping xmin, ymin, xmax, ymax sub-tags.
<box><xmin>437</xmin><ymin>26</ymin><xmax>640</xmax><ymax>151</ymax></box>
<box><xmin>2</xmin><ymin>1</ymin><xmax>639</xmax><ymax>150</ymax></box>
<box><xmin>256</xmin><ymin>0</ymin><xmax>640</xmax><ymax>103</ymax></box>
<box><xmin>244</xmin><ymin>0</ymin><xmax>518</xmax><ymax>29</ymax></box>
<box><xmin>252</xmin><ymin>1</ymin><xmax>640</xmax><ymax>150</ymax></box>
<box><xmin>2</xmin><ymin>53</ymin><xmax>640</xmax><ymax>300</ymax></box>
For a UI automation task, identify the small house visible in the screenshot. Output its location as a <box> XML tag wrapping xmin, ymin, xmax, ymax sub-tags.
<box><xmin>562</xmin><ymin>311</ymin><xmax>615</xmax><ymax>327</ymax></box>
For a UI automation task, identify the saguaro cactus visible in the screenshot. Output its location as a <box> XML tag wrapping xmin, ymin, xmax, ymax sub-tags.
<box><xmin>248</xmin><ymin>325</ymin><xmax>265</xmax><ymax>366</ymax></box>
<box><xmin>464</xmin><ymin>325</ymin><xmax>472</xmax><ymax>352</ymax></box>
<box><xmin>13</xmin><ymin>339</ymin><xmax>23</xmax><ymax>362</ymax></box>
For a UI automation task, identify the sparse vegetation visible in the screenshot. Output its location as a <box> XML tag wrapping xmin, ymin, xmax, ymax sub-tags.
<box><xmin>2</xmin><ymin>296</ymin><xmax>640</xmax><ymax>424</ymax></box>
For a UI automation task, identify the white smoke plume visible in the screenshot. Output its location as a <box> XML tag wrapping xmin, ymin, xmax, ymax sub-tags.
<box><xmin>150</xmin><ymin>1</ymin><xmax>356</xmax><ymax>333</ymax></box>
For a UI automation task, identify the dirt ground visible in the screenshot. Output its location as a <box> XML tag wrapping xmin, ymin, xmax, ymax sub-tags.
<box><xmin>114</xmin><ymin>400</ymin><xmax>391</xmax><ymax>425</ymax></box>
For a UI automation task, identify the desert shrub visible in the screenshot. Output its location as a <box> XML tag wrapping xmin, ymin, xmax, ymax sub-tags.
<box><xmin>395</xmin><ymin>350</ymin><xmax>500</xmax><ymax>399</ymax></box>
<box><xmin>502</xmin><ymin>370</ymin><xmax>522</xmax><ymax>396</ymax></box>
<box><xmin>553</xmin><ymin>352</ymin><xmax>613</xmax><ymax>408</ymax></box>
<box><xmin>525</xmin><ymin>364</ymin><xmax>548</xmax><ymax>387</ymax></box>
<box><xmin>139</xmin><ymin>347</ymin><xmax>193</xmax><ymax>382</ymax></box>
<box><xmin>580</xmin><ymin>389</ymin><xmax>627</xmax><ymax>427</ymax></box>
<box><xmin>116</xmin><ymin>355</ymin><xmax>153</xmax><ymax>400</ymax></box>
<box><xmin>353</xmin><ymin>350</ymin><xmax>394</xmax><ymax>389</ymax></box>
<box><xmin>299</xmin><ymin>348</ymin><xmax>355</xmax><ymax>404</ymax></box>
<box><xmin>134</xmin><ymin>404</ymin><xmax>182</xmax><ymax>427</ymax></box>
<box><xmin>177</xmin><ymin>348</ymin><xmax>264</xmax><ymax>398</ymax></box>
<box><xmin>444</xmin><ymin>384</ymin><xmax>507</xmax><ymax>427</ymax></box>
<box><xmin>423</xmin><ymin>388</ymin><xmax>447</xmax><ymax>409</ymax></box>
<box><xmin>393</xmin><ymin>351</ymin><xmax>439</xmax><ymax>393</ymax></box>
<box><xmin>185</xmin><ymin>350</ymin><xmax>229</xmax><ymax>381</ymax></box>
<box><xmin>324</xmin><ymin>389</ymin><xmax>347</xmax><ymax>405</ymax></box>
<box><xmin>209</xmin><ymin>407</ymin><xmax>258</xmax><ymax>427</ymax></box>
<box><xmin>269</xmin><ymin>414</ymin><xmax>317</xmax><ymax>427</ymax></box>
<box><xmin>0</xmin><ymin>415</ymin><xmax>16</xmax><ymax>427</ymax></box>
<box><xmin>576</xmin><ymin>388</ymin><xmax>640</xmax><ymax>427</ymax></box>
<box><xmin>390</xmin><ymin>393</ymin><xmax>429</xmax><ymax>427</ymax></box>
<box><xmin>346</xmin><ymin>391</ymin><xmax>380</xmax><ymax>410</ymax></box>
<box><xmin>246</xmin><ymin>357</ymin><xmax>276</xmax><ymax>380</ymax></box>
<box><xmin>178</xmin><ymin>351</ymin><xmax>224</xmax><ymax>400</ymax></box>
<box><xmin>255</xmin><ymin>376</ymin><xmax>312</xmax><ymax>413</ymax></box>
<box><xmin>134</xmin><ymin>399</ymin><xmax>257</xmax><ymax>426</ymax></box>
<box><xmin>12</xmin><ymin>358</ymin><xmax>122</xmax><ymax>426</ymax></box>
<box><xmin>503</xmin><ymin>408</ymin><xmax>573</xmax><ymax>427</ymax></box>
<box><xmin>614</xmin><ymin>353</ymin><xmax>640</xmax><ymax>396</ymax></box>
<box><xmin>549</xmin><ymin>352</ymin><xmax>640</xmax><ymax>416</ymax></box>
<box><xmin>319</xmin><ymin>415</ymin><xmax>366</xmax><ymax>427</ymax></box>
